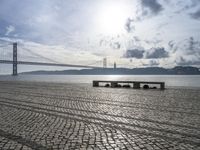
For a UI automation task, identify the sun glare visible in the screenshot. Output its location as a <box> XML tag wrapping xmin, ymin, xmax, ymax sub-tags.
<box><xmin>95</xmin><ymin>1</ymin><xmax>131</xmax><ymax>35</ymax></box>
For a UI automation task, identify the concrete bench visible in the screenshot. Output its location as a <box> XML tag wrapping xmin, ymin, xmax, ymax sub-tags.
<box><xmin>93</xmin><ymin>80</ymin><xmax>165</xmax><ymax>90</ymax></box>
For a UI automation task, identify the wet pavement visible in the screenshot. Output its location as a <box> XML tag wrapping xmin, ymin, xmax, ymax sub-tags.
<box><xmin>0</xmin><ymin>81</ymin><xmax>200</xmax><ymax>150</ymax></box>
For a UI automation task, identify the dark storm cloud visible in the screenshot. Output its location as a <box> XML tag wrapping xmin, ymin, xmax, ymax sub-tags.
<box><xmin>124</xmin><ymin>0</ymin><xmax>164</xmax><ymax>28</ymax></box>
<box><xmin>124</xmin><ymin>47</ymin><xmax>169</xmax><ymax>59</ymax></box>
<box><xmin>145</xmin><ymin>47</ymin><xmax>169</xmax><ymax>59</ymax></box>
<box><xmin>190</xmin><ymin>9</ymin><xmax>200</xmax><ymax>20</ymax></box>
<box><xmin>141</xmin><ymin>0</ymin><xmax>163</xmax><ymax>15</ymax></box>
<box><xmin>124</xmin><ymin>49</ymin><xmax>144</xmax><ymax>59</ymax></box>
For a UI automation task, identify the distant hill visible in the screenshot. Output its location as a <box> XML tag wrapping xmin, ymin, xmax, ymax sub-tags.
<box><xmin>21</xmin><ymin>66</ymin><xmax>200</xmax><ymax>75</ymax></box>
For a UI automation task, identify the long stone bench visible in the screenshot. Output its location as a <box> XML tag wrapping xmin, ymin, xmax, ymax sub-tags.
<box><xmin>93</xmin><ymin>80</ymin><xmax>165</xmax><ymax>90</ymax></box>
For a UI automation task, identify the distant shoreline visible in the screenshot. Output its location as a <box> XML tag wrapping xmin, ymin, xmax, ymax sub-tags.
<box><xmin>21</xmin><ymin>66</ymin><xmax>200</xmax><ymax>75</ymax></box>
<box><xmin>21</xmin><ymin>73</ymin><xmax>200</xmax><ymax>75</ymax></box>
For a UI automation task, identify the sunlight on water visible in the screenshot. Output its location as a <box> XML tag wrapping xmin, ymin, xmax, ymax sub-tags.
<box><xmin>0</xmin><ymin>75</ymin><xmax>200</xmax><ymax>88</ymax></box>
<box><xmin>105</xmin><ymin>75</ymin><xmax>123</xmax><ymax>80</ymax></box>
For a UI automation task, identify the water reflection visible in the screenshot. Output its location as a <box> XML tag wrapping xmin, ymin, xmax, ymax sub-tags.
<box><xmin>0</xmin><ymin>75</ymin><xmax>200</xmax><ymax>88</ymax></box>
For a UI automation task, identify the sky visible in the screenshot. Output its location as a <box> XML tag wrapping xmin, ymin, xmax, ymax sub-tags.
<box><xmin>0</xmin><ymin>0</ymin><xmax>200</xmax><ymax>72</ymax></box>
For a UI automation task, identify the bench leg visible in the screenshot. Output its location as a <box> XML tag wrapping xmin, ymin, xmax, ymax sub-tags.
<box><xmin>93</xmin><ymin>81</ymin><xmax>99</xmax><ymax>87</ymax></box>
<box><xmin>161</xmin><ymin>83</ymin><xmax>165</xmax><ymax>90</ymax></box>
<box><xmin>111</xmin><ymin>82</ymin><xmax>118</xmax><ymax>88</ymax></box>
<box><xmin>133</xmin><ymin>83</ymin><xmax>140</xmax><ymax>89</ymax></box>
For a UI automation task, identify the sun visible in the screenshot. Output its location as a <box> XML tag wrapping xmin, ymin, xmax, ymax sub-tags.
<box><xmin>95</xmin><ymin>1</ymin><xmax>132</xmax><ymax>35</ymax></box>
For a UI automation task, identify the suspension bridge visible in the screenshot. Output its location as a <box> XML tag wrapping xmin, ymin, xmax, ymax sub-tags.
<box><xmin>0</xmin><ymin>42</ymin><xmax>107</xmax><ymax>75</ymax></box>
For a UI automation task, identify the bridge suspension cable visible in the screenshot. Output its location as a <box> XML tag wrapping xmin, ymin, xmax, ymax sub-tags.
<box><xmin>86</xmin><ymin>60</ymin><xmax>102</xmax><ymax>66</ymax></box>
<box><xmin>0</xmin><ymin>43</ymin><xmax>105</xmax><ymax>75</ymax></box>
<box><xmin>20</xmin><ymin>47</ymin><xmax>60</xmax><ymax>64</ymax></box>
<box><xmin>0</xmin><ymin>44</ymin><xmax>9</xmax><ymax>48</ymax></box>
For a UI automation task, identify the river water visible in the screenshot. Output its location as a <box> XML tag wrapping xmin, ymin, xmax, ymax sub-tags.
<box><xmin>0</xmin><ymin>75</ymin><xmax>200</xmax><ymax>88</ymax></box>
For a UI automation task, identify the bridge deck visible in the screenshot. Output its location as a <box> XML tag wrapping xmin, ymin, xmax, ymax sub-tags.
<box><xmin>0</xmin><ymin>60</ymin><xmax>101</xmax><ymax>69</ymax></box>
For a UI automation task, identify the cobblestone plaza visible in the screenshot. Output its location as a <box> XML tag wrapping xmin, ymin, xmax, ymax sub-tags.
<box><xmin>0</xmin><ymin>81</ymin><xmax>199</xmax><ymax>150</ymax></box>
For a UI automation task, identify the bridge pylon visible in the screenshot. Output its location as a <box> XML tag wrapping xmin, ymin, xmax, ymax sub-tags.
<box><xmin>12</xmin><ymin>43</ymin><xmax>17</xmax><ymax>76</ymax></box>
<box><xmin>103</xmin><ymin>58</ymin><xmax>107</xmax><ymax>68</ymax></box>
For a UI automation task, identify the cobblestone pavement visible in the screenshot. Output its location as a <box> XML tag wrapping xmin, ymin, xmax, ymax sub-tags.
<box><xmin>0</xmin><ymin>81</ymin><xmax>200</xmax><ymax>150</ymax></box>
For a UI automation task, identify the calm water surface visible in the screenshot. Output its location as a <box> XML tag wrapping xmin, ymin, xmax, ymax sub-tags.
<box><xmin>0</xmin><ymin>75</ymin><xmax>200</xmax><ymax>88</ymax></box>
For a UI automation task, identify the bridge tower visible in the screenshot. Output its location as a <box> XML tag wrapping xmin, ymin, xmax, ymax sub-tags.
<box><xmin>13</xmin><ymin>43</ymin><xmax>17</xmax><ymax>76</ymax></box>
<box><xmin>103</xmin><ymin>58</ymin><xmax>107</xmax><ymax>68</ymax></box>
<box><xmin>114</xmin><ymin>62</ymin><xmax>116</xmax><ymax>69</ymax></box>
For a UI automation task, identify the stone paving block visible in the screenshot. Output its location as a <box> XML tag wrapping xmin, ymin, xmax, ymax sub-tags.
<box><xmin>0</xmin><ymin>81</ymin><xmax>199</xmax><ymax>149</ymax></box>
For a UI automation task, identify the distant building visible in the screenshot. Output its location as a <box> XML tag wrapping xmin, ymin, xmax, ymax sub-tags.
<box><xmin>114</xmin><ymin>62</ymin><xmax>116</xmax><ymax>69</ymax></box>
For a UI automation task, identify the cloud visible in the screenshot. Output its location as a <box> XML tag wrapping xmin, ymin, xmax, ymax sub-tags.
<box><xmin>168</xmin><ymin>40</ymin><xmax>175</xmax><ymax>49</ymax></box>
<box><xmin>123</xmin><ymin>47</ymin><xmax>169</xmax><ymax>60</ymax></box>
<box><xmin>111</xmin><ymin>42</ymin><xmax>121</xmax><ymax>49</ymax></box>
<box><xmin>149</xmin><ymin>59</ymin><xmax>159</xmax><ymax>66</ymax></box>
<box><xmin>157</xmin><ymin>22</ymin><xmax>168</xmax><ymax>30</ymax></box>
<box><xmin>99</xmin><ymin>35</ymin><xmax>123</xmax><ymax>50</ymax></box>
<box><xmin>123</xmin><ymin>49</ymin><xmax>144</xmax><ymax>59</ymax></box>
<box><xmin>173</xmin><ymin>0</ymin><xmax>200</xmax><ymax>15</ymax></box>
<box><xmin>169</xmin><ymin>37</ymin><xmax>200</xmax><ymax>56</ymax></box>
<box><xmin>145</xmin><ymin>39</ymin><xmax>162</xmax><ymax>45</ymax></box>
<box><xmin>5</xmin><ymin>25</ymin><xmax>15</xmax><ymax>36</ymax></box>
<box><xmin>176</xmin><ymin>56</ymin><xmax>200</xmax><ymax>66</ymax></box>
<box><xmin>168</xmin><ymin>40</ymin><xmax>178</xmax><ymax>53</ymax></box>
<box><xmin>133</xmin><ymin>36</ymin><xmax>140</xmax><ymax>42</ymax></box>
<box><xmin>182</xmin><ymin>37</ymin><xmax>200</xmax><ymax>55</ymax></box>
<box><xmin>125</xmin><ymin>0</ymin><xmax>164</xmax><ymax>27</ymax></box>
<box><xmin>188</xmin><ymin>37</ymin><xmax>195</xmax><ymax>52</ymax></box>
<box><xmin>123</xmin><ymin>0</ymin><xmax>164</xmax><ymax>31</ymax></box>
<box><xmin>143</xmin><ymin>59</ymin><xmax>159</xmax><ymax>66</ymax></box>
<box><xmin>145</xmin><ymin>47</ymin><xmax>169</xmax><ymax>59</ymax></box>
<box><xmin>190</xmin><ymin>9</ymin><xmax>200</xmax><ymax>20</ymax></box>
<box><xmin>141</xmin><ymin>0</ymin><xmax>163</xmax><ymax>15</ymax></box>
<box><xmin>125</xmin><ymin>18</ymin><xmax>135</xmax><ymax>33</ymax></box>
<box><xmin>172</xmin><ymin>37</ymin><xmax>200</xmax><ymax>66</ymax></box>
